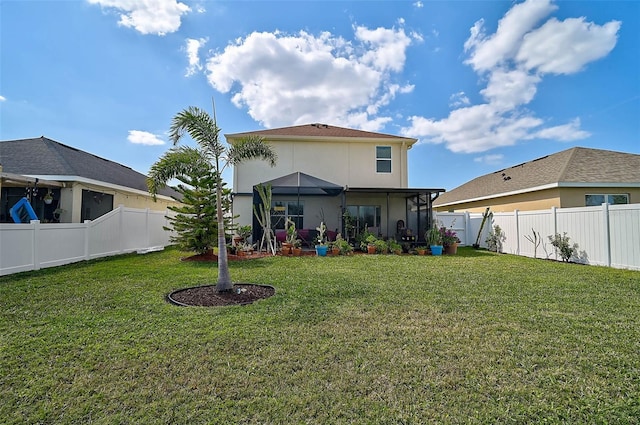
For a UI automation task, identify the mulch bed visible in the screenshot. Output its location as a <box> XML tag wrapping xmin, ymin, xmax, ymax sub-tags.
<box><xmin>168</xmin><ymin>284</ymin><xmax>275</xmax><ymax>307</ymax></box>
<box><xmin>173</xmin><ymin>251</ymin><xmax>279</xmax><ymax>307</ymax></box>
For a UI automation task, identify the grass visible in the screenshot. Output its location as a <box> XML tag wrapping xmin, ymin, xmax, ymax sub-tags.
<box><xmin>1</xmin><ymin>247</ymin><xmax>639</xmax><ymax>424</ymax></box>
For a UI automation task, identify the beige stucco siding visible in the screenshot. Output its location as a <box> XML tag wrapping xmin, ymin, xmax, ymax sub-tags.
<box><xmin>559</xmin><ymin>186</ymin><xmax>640</xmax><ymax>207</ymax></box>
<box><xmin>434</xmin><ymin>188</ymin><xmax>563</xmax><ymax>213</ymax></box>
<box><xmin>435</xmin><ymin>185</ymin><xmax>640</xmax><ymax>213</ymax></box>
<box><xmin>234</xmin><ymin>139</ymin><xmax>408</xmax><ymax>194</ymax></box>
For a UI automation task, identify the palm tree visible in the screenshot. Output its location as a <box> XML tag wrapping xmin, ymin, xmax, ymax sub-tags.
<box><xmin>148</xmin><ymin>106</ymin><xmax>277</xmax><ymax>292</ymax></box>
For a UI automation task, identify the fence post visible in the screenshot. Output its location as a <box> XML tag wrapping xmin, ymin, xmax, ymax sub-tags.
<box><xmin>32</xmin><ymin>220</ymin><xmax>41</xmax><ymax>271</ymax></box>
<box><xmin>145</xmin><ymin>208</ymin><xmax>150</xmax><ymax>249</ymax></box>
<box><xmin>551</xmin><ymin>206</ymin><xmax>558</xmax><ymax>261</ymax></box>
<box><xmin>84</xmin><ymin>220</ymin><xmax>91</xmax><ymax>260</ymax></box>
<box><xmin>465</xmin><ymin>211</ymin><xmax>471</xmax><ymax>246</ymax></box>
<box><xmin>602</xmin><ymin>202</ymin><xmax>611</xmax><ymax>267</ymax></box>
<box><xmin>119</xmin><ymin>205</ymin><xmax>124</xmax><ymax>253</ymax></box>
<box><xmin>514</xmin><ymin>209</ymin><xmax>520</xmax><ymax>255</ymax></box>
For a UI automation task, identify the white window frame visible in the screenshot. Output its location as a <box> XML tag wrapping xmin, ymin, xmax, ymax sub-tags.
<box><xmin>585</xmin><ymin>193</ymin><xmax>629</xmax><ymax>206</ymax></box>
<box><xmin>376</xmin><ymin>146</ymin><xmax>392</xmax><ymax>173</ymax></box>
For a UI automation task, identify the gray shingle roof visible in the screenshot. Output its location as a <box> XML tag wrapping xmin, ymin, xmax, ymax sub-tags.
<box><xmin>434</xmin><ymin>147</ymin><xmax>640</xmax><ymax>206</ymax></box>
<box><xmin>226</xmin><ymin>123</ymin><xmax>416</xmax><ymax>142</ymax></box>
<box><xmin>0</xmin><ymin>137</ymin><xmax>179</xmax><ymax>199</ymax></box>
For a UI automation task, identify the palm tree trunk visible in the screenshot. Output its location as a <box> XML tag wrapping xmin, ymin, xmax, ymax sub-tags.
<box><xmin>215</xmin><ymin>172</ymin><xmax>233</xmax><ymax>292</ymax></box>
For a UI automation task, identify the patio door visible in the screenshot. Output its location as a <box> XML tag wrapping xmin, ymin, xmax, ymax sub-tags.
<box><xmin>345</xmin><ymin>205</ymin><xmax>381</xmax><ymax>237</ymax></box>
<box><xmin>406</xmin><ymin>194</ymin><xmax>431</xmax><ymax>243</ymax></box>
<box><xmin>271</xmin><ymin>200</ymin><xmax>304</xmax><ymax>230</ymax></box>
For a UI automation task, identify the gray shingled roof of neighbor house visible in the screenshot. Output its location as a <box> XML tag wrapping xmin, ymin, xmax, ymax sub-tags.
<box><xmin>434</xmin><ymin>147</ymin><xmax>640</xmax><ymax>206</ymax></box>
<box><xmin>0</xmin><ymin>137</ymin><xmax>179</xmax><ymax>199</ymax></box>
<box><xmin>225</xmin><ymin>123</ymin><xmax>417</xmax><ymax>142</ymax></box>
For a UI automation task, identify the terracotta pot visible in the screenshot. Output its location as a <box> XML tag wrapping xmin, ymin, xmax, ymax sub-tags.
<box><xmin>331</xmin><ymin>247</ymin><xmax>340</xmax><ymax>256</ymax></box>
<box><xmin>416</xmin><ymin>249</ymin><xmax>426</xmax><ymax>255</ymax></box>
<box><xmin>445</xmin><ymin>242</ymin><xmax>458</xmax><ymax>255</ymax></box>
<box><xmin>367</xmin><ymin>244</ymin><xmax>376</xmax><ymax>254</ymax></box>
<box><xmin>292</xmin><ymin>247</ymin><xmax>302</xmax><ymax>256</ymax></box>
<box><xmin>282</xmin><ymin>243</ymin><xmax>292</xmax><ymax>255</ymax></box>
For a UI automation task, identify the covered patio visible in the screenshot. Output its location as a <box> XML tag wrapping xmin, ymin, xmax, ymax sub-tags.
<box><xmin>251</xmin><ymin>171</ymin><xmax>445</xmax><ymax>246</ymax></box>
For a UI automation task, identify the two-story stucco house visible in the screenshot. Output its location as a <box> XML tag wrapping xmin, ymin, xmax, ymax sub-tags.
<box><xmin>226</xmin><ymin>123</ymin><xmax>444</xmax><ymax>245</ymax></box>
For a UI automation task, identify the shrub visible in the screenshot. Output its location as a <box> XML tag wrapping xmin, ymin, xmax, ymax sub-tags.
<box><xmin>548</xmin><ymin>232</ymin><xmax>578</xmax><ymax>262</ymax></box>
<box><xmin>486</xmin><ymin>225</ymin><xmax>504</xmax><ymax>253</ymax></box>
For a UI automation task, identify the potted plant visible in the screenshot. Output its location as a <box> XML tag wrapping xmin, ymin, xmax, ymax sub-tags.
<box><xmin>388</xmin><ymin>239</ymin><xmax>402</xmax><ymax>255</ymax></box>
<box><xmin>374</xmin><ymin>238</ymin><xmax>388</xmax><ymax>254</ymax></box>
<box><xmin>315</xmin><ymin>222</ymin><xmax>329</xmax><ymax>256</ymax></box>
<box><xmin>292</xmin><ymin>238</ymin><xmax>303</xmax><ymax>256</ymax></box>
<box><xmin>415</xmin><ymin>246</ymin><xmax>428</xmax><ymax>255</ymax></box>
<box><xmin>440</xmin><ymin>226</ymin><xmax>460</xmax><ymax>255</ymax></box>
<box><xmin>334</xmin><ymin>234</ymin><xmax>353</xmax><ymax>255</ymax></box>
<box><xmin>362</xmin><ymin>234</ymin><xmax>378</xmax><ymax>254</ymax></box>
<box><xmin>282</xmin><ymin>218</ymin><xmax>297</xmax><ymax>255</ymax></box>
<box><xmin>426</xmin><ymin>225</ymin><xmax>443</xmax><ymax>256</ymax></box>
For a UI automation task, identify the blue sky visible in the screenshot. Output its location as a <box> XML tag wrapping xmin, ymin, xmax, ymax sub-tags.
<box><xmin>1</xmin><ymin>0</ymin><xmax>638</xmax><ymax>191</ymax></box>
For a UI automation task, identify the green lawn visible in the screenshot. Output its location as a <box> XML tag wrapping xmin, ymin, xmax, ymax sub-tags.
<box><xmin>1</xmin><ymin>247</ymin><xmax>638</xmax><ymax>424</ymax></box>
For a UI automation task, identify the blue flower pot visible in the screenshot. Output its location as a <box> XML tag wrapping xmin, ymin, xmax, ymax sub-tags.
<box><xmin>430</xmin><ymin>245</ymin><xmax>443</xmax><ymax>256</ymax></box>
<box><xmin>315</xmin><ymin>245</ymin><xmax>328</xmax><ymax>256</ymax></box>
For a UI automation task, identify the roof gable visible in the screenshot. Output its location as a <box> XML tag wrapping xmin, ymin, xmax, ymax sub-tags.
<box><xmin>226</xmin><ymin>123</ymin><xmax>416</xmax><ymax>143</ymax></box>
<box><xmin>0</xmin><ymin>137</ymin><xmax>178</xmax><ymax>198</ymax></box>
<box><xmin>435</xmin><ymin>147</ymin><xmax>640</xmax><ymax>206</ymax></box>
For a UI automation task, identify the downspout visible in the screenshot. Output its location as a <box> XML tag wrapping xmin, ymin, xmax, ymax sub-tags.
<box><xmin>341</xmin><ymin>188</ymin><xmax>346</xmax><ymax>236</ymax></box>
<box><xmin>386</xmin><ymin>192</ymin><xmax>390</xmax><ymax>239</ymax></box>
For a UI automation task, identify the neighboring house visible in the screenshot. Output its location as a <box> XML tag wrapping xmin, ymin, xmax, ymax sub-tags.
<box><xmin>434</xmin><ymin>147</ymin><xmax>640</xmax><ymax>213</ymax></box>
<box><xmin>226</xmin><ymin>123</ymin><xmax>445</xmax><ymax>244</ymax></box>
<box><xmin>0</xmin><ymin>137</ymin><xmax>180</xmax><ymax>223</ymax></box>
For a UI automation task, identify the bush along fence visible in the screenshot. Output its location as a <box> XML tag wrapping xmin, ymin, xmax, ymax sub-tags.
<box><xmin>436</xmin><ymin>203</ymin><xmax>640</xmax><ymax>271</ymax></box>
<box><xmin>0</xmin><ymin>206</ymin><xmax>174</xmax><ymax>276</ymax></box>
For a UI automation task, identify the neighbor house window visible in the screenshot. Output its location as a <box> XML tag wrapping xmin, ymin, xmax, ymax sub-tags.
<box><xmin>81</xmin><ymin>190</ymin><xmax>114</xmax><ymax>221</ymax></box>
<box><xmin>585</xmin><ymin>194</ymin><xmax>629</xmax><ymax>206</ymax></box>
<box><xmin>271</xmin><ymin>200</ymin><xmax>304</xmax><ymax>230</ymax></box>
<box><xmin>376</xmin><ymin>146</ymin><xmax>391</xmax><ymax>173</ymax></box>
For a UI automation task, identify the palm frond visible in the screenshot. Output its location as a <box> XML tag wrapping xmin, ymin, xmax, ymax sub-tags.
<box><xmin>146</xmin><ymin>146</ymin><xmax>211</xmax><ymax>197</ymax></box>
<box><xmin>228</xmin><ymin>135</ymin><xmax>277</xmax><ymax>167</ymax></box>
<box><xmin>169</xmin><ymin>107</ymin><xmax>222</xmax><ymax>156</ymax></box>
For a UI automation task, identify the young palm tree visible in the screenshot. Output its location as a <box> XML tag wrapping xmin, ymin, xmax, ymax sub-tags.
<box><xmin>148</xmin><ymin>106</ymin><xmax>276</xmax><ymax>292</ymax></box>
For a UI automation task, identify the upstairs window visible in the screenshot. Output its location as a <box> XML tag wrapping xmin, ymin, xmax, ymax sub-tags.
<box><xmin>585</xmin><ymin>194</ymin><xmax>629</xmax><ymax>206</ymax></box>
<box><xmin>376</xmin><ymin>146</ymin><xmax>391</xmax><ymax>173</ymax></box>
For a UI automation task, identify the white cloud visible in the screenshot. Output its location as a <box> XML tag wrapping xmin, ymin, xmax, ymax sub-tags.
<box><xmin>404</xmin><ymin>105</ymin><xmax>543</xmax><ymax>153</ymax></box>
<box><xmin>128</xmin><ymin>130</ymin><xmax>165</xmax><ymax>146</ymax></box>
<box><xmin>203</xmin><ymin>26</ymin><xmax>416</xmax><ymax>130</ymax></box>
<box><xmin>87</xmin><ymin>0</ymin><xmax>191</xmax><ymax>36</ymax></box>
<box><xmin>403</xmin><ymin>0</ymin><xmax>619</xmax><ymax>154</ymax></box>
<box><xmin>449</xmin><ymin>91</ymin><xmax>470</xmax><ymax>108</ymax></box>
<box><xmin>474</xmin><ymin>154</ymin><xmax>504</xmax><ymax>165</ymax></box>
<box><xmin>184</xmin><ymin>37</ymin><xmax>207</xmax><ymax>77</ymax></box>
<box><xmin>529</xmin><ymin>118</ymin><xmax>591</xmax><ymax>141</ymax></box>
<box><xmin>413</xmin><ymin>1</ymin><xmax>424</xmax><ymax>8</ymax></box>
<box><xmin>464</xmin><ymin>0</ymin><xmax>556</xmax><ymax>72</ymax></box>
<box><xmin>0</xmin><ymin>95</ymin><xmax>6</xmax><ymax>102</ymax></box>
<box><xmin>517</xmin><ymin>17</ymin><xmax>620</xmax><ymax>75</ymax></box>
<box><xmin>480</xmin><ymin>68</ymin><xmax>540</xmax><ymax>110</ymax></box>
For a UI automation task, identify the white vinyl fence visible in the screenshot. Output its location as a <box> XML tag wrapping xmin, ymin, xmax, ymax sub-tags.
<box><xmin>1</xmin><ymin>206</ymin><xmax>174</xmax><ymax>276</ymax></box>
<box><xmin>436</xmin><ymin>203</ymin><xmax>640</xmax><ymax>271</ymax></box>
